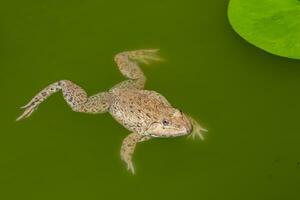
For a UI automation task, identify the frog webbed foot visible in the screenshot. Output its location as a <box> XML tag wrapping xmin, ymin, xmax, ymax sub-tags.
<box><xmin>121</xmin><ymin>155</ymin><xmax>135</xmax><ymax>174</ymax></box>
<box><xmin>128</xmin><ymin>49</ymin><xmax>164</xmax><ymax>65</ymax></box>
<box><xmin>187</xmin><ymin>116</ymin><xmax>207</xmax><ymax>140</ymax></box>
<box><xmin>16</xmin><ymin>103</ymin><xmax>39</xmax><ymax>121</ymax></box>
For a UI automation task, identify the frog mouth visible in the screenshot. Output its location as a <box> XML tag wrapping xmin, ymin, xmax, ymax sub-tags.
<box><xmin>146</xmin><ymin>121</ymin><xmax>192</xmax><ymax>138</ymax></box>
<box><xmin>151</xmin><ymin>130</ymin><xmax>191</xmax><ymax>138</ymax></box>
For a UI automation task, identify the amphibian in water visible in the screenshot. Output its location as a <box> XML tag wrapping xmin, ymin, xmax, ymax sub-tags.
<box><xmin>17</xmin><ymin>49</ymin><xmax>207</xmax><ymax>174</ymax></box>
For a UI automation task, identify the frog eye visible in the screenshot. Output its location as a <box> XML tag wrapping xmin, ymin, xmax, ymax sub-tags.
<box><xmin>162</xmin><ymin>119</ymin><xmax>169</xmax><ymax>126</ymax></box>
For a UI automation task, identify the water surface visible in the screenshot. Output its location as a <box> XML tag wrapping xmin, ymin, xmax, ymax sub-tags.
<box><xmin>0</xmin><ymin>0</ymin><xmax>300</xmax><ymax>199</ymax></box>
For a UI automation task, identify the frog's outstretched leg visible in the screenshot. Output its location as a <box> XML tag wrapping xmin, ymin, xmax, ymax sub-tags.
<box><xmin>187</xmin><ymin>115</ymin><xmax>207</xmax><ymax>140</ymax></box>
<box><xmin>16</xmin><ymin>80</ymin><xmax>110</xmax><ymax>121</ymax></box>
<box><xmin>111</xmin><ymin>49</ymin><xmax>163</xmax><ymax>91</ymax></box>
<box><xmin>120</xmin><ymin>133</ymin><xmax>151</xmax><ymax>174</ymax></box>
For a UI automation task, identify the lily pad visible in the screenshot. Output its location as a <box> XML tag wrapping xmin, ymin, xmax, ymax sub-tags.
<box><xmin>228</xmin><ymin>0</ymin><xmax>300</xmax><ymax>59</ymax></box>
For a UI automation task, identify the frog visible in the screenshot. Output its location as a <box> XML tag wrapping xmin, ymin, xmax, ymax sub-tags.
<box><xmin>16</xmin><ymin>49</ymin><xmax>207</xmax><ymax>174</ymax></box>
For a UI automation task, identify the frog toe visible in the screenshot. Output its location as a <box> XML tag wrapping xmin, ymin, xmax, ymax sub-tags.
<box><xmin>127</xmin><ymin>161</ymin><xmax>135</xmax><ymax>174</ymax></box>
<box><xmin>130</xmin><ymin>49</ymin><xmax>164</xmax><ymax>65</ymax></box>
<box><xmin>188</xmin><ymin>124</ymin><xmax>207</xmax><ymax>140</ymax></box>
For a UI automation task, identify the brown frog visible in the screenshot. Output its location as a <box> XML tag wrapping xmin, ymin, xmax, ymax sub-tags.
<box><xmin>17</xmin><ymin>49</ymin><xmax>207</xmax><ymax>174</ymax></box>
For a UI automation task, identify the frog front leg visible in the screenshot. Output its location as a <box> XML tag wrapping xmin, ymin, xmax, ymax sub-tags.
<box><xmin>111</xmin><ymin>49</ymin><xmax>163</xmax><ymax>91</ymax></box>
<box><xmin>120</xmin><ymin>133</ymin><xmax>151</xmax><ymax>174</ymax></box>
<box><xmin>17</xmin><ymin>80</ymin><xmax>110</xmax><ymax>121</ymax></box>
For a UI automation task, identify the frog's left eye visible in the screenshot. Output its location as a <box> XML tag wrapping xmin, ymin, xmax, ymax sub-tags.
<box><xmin>162</xmin><ymin>119</ymin><xmax>169</xmax><ymax>126</ymax></box>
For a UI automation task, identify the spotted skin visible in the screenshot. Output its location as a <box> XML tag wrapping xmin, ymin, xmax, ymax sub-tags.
<box><xmin>110</xmin><ymin>49</ymin><xmax>162</xmax><ymax>91</ymax></box>
<box><xmin>17</xmin><ymin>49</ymin><xmax>207</xmax><ymax>174</ymax></box>
<box><xmin>16</xmin><ymin>80</ymin><xmax>110</xmax><ymax>121</ymax></box>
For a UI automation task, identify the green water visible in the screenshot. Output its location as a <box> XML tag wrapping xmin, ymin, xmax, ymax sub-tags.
<box><xmin>1</xmin><ymin>0</ymin><xmax>300</xmax><ymax>199</ymax></box>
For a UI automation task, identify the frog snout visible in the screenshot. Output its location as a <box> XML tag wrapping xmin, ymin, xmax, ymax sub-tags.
<box><xmin>186</xmin><ymin>125</ymin><xmax>192</xmax><ymax>134</ymax></box>
<box><xmin>184</xmin><ymin>123</ymin><xmax>192</xmax><ymax>135</ymax></box>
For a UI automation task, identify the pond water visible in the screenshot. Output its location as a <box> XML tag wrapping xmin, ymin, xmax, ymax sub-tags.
<box><xmin>0</xmin><ymin>0</ymin><xmax>299</xmax><ymax>199</ymax></box>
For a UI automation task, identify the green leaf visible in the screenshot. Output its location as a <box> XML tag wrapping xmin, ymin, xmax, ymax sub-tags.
<box><xmin>228</xmin><ymin>0</ymin><xmax>300</xmax><ymax>59</ymax></box>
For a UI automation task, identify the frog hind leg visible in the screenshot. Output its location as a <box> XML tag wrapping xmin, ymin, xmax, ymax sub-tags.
<box><xmin>111</xmin><ymin>49</ymin><xmax>163</xmax><ymax>91</ymax></box>
<box><xmin>120</xmin><ymin>132</ymin><xmax>151</xmax><ymax>174</ymax></box>
<box><xmin>16</xmin><ymin>80</ymin><xmax>110</xmax><ymax>121</ymax></box>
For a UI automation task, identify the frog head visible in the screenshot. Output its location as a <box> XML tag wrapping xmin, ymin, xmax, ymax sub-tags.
<box><xmin>146</xmin><ymin>108</ymin><xmax>192</xmax><ymax>138</ymax></box>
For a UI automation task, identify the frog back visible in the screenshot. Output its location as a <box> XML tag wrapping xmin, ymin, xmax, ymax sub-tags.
<box><xmin>109</xmin><ymin>88</ymin><xmax>172</xmax><ymax>134</ymax></box>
